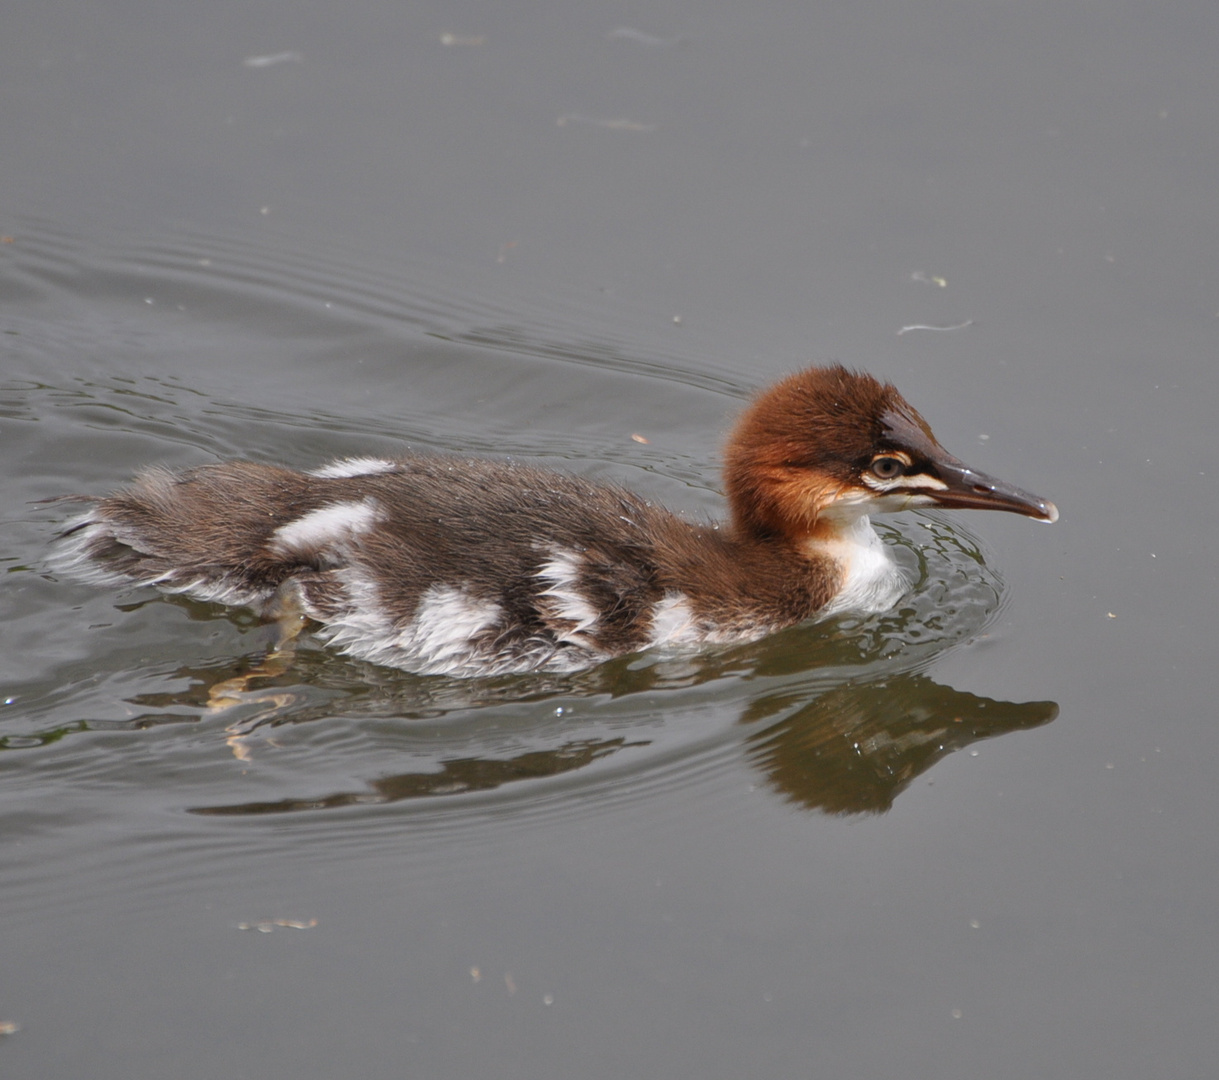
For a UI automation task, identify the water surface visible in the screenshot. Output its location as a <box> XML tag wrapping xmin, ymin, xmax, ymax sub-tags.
<box><xmin>3</xmin><ymin>3</ymin><xmax>1218</xmax><ymax>1078</ymax></box>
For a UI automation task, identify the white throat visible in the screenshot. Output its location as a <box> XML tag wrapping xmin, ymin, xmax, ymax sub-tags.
<box><xmin>810</xmin><ymin>515</ymin><xmax>910</xmax><ymax>618</ymax></box>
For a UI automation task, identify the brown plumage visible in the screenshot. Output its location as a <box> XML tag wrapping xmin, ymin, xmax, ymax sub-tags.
<box><xmin>52</xmin><ymin>365</ymin><xmax>1056</xmax><ymax>676</ymax></box>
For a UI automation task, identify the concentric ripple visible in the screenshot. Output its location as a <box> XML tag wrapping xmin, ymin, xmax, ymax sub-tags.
<box><xmin>1</xmin><ymin>219</ymin><xmax>1056</xmax><ymax>863</ymax></box>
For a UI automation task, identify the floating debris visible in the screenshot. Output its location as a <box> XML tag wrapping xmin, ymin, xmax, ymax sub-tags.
<box><xmin>556</xmin><ymin>114</ymin><xmax>657</xmax><ymax>132</ymax></box>
<box><xmin>235</xmin><ymin>917</ymin><xmax>318</xmax><ymax>932</ymax></box>
<box><xmin>243</xmin><ymin>52</ymin><xmax>303</xmax><ymax>68</ymax></box>
<box><xmin>607</xmin><ymin>27</ymin><xmax>686</xmax><ymax>48</ymax></box>
<box><xmin>440</xmin><ymin>32</ymin><xmax>487</xmax><ymax>47</ymax></box>
<box><xmin>896</xmin><ymin>319</ymin><xmax>973</xmax><ymax>336</ymax></box>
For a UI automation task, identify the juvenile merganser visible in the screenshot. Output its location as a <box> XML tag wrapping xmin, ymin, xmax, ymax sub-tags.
<box><xmin>54</xmin><ymin>365</ymin><xmax>1056</xmax><ymax>676</ymax></box>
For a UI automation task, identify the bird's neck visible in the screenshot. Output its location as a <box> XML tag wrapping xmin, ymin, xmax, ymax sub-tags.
<box><xmin>801</xmin><ymin>513</ymin><xmax>909</xmax><ymax>618</ymax></box>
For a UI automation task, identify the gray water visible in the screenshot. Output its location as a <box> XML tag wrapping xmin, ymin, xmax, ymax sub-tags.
<box><xmin>3</xmin><ymin>2</ymin><xmax>1217</xmax><ymax>1078</ymax></box>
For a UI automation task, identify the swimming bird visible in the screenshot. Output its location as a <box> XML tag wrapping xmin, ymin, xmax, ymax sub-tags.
<box><xmin>53</xmin><ymin>365</ymin><xmax>1056</xmax><ymax>676</ymax></box>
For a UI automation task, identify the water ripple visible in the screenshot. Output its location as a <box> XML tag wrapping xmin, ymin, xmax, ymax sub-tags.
<box><xmin>1</xmin><ymin>219</ymin><xmax>1058</xmax><ymax>878</ymax></box>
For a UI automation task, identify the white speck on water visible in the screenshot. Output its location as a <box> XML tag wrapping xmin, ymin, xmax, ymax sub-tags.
<box><xmin>243</xmin><ymin>51</ymin><xmax>303</xmax><ymax>67</ymax></box>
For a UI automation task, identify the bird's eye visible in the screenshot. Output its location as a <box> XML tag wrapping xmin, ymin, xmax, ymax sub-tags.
<box><xmin>870</xmin><ymin>456</ymin><xmax>905</xmax><ymax>480</ymax></box>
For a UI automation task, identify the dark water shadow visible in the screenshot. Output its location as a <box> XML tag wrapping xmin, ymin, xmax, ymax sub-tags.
<box><xmin>743</xmin><ymin>674</ymin><xmax>1057</xmax><ymax>815</ymax></box>
<box><xmin>187</xmin><ymin>668</ymin><xmax>1054</xmax><ymax>817</ymax></box>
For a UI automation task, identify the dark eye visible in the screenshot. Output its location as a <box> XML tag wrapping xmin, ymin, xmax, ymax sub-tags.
<box><xmin>870</xmin><ymin>456</ymin><xmax>905</xmax><ymax>480</ymax></box>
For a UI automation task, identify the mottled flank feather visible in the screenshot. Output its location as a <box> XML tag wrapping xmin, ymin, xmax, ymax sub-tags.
<box><xmin>51</xmin><ymin>455</ymin><xmax>842</xmax><ymax>674</ymax></box>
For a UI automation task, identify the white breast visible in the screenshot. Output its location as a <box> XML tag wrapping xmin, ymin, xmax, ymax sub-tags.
<box><xmin>814</xmin><ymin>515</ymin><xmax>910</xmax><ymax>618</ymax></box>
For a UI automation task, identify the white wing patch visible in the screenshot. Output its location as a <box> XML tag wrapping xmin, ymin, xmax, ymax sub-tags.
<box><xmin>308</xmin><ymin>457</ymin><xmax>400</xmax><ymax>479</ymax></box>
<box><xmin>271</xmin><ymin>498</ymin><xmax>384</xmax><ymax>557</ymax></box>
<box><xmin>392</xmin><ymin>586</ymin><xmax>504</xmax><ymax>674</ymax></box>
<box><xmin>648</xmin><ymin>592</ymin><xmax>698</xmax><ymax>646</ymax></box>
<box><xmin>537</xmin><ymin>547</ymin><xmax>600</xmax><ymax>639</ymax></box>
<box><xmin>301</xmin><ymin>567</ymin><xmax>393</xmax><ymax>656</ymax></box>
<box><xmin>308</xmin><ymin>575</ymin><xmax>505</xmax><ymax>676</ymax></box>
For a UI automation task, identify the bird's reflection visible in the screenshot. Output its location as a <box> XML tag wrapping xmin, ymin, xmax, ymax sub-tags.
<box><xmin>192</xmin><ymin>735</ymin><xmax>645</xmax><ymax>814</ymax></box>
<box><xmin>183</xmin><ymin>659</ymin><xmax>1055</xmax><ymax>817</ymax></box>
<box><xmin>742</xmin><ymin>674</ymin><xmax>1056</xmax><ymax>814</ymax></box>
